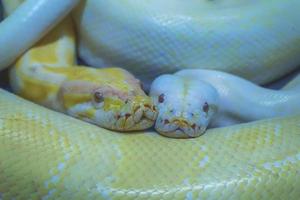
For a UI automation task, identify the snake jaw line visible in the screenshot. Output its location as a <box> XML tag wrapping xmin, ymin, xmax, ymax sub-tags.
<box><xmin>94</xmin><ymin>100</ymin><xmax>157</xmax><ymax>131</ymax></box>
<box><xmin>155</xmin><ymin>116</ymin><xmax>206</xmax><ymax>138</ymax></box>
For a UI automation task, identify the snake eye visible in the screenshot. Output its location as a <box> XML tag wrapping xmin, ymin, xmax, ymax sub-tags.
<box><xmin>203</xmin><ymin>102</ymin><xmax>209</xmax><ymax>113</ymax></box>
<box><xmin>158</xmin><ymin>94</ymin><xmax>165</xmax><ymax>103</ymax></box>
<box><xmin>94</xmin><ymin>91</ymin><xmax>104</xmax><ymax>103</ymax></box>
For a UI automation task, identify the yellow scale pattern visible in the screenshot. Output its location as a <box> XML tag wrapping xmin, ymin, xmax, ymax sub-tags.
<box><xmin>1</xmin><ymin>89</ymin><xmax>300</xmax><ymax>199</ymax></box>
<box><xmin>10</xmin><ymin>14</ymin><xmax>135</xmax><ymax>110</ymax></box>
<box><xmin>11</xmin><ymin>16</ymin><xmax>76</xmax><ymax>104</ymax></box>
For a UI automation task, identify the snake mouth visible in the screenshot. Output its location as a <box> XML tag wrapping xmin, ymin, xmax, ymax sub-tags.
<box><xmin>155</xmin><ymin>118</ymin><xmax>206</xmax><ymax>138</ymax></box>
<box><xmin>158</xmin><ymin>128</ymin><xmax>204</xmax><ymax>138</ymax></box>
<box><xmin>113</xmin><ymin>103</ymin><xmax>158</xmax><ymax>131</ymax></box>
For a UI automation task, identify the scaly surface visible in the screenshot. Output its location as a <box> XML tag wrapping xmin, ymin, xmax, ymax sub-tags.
<box><xmin>75</xmin><ymin>0</ymin><xmax>300</xmax><ymax>85</ymax></box>
<box><xmin>5</xmin><ymin>1</ymin><xmax>156</xmax><ymax>132</ymax></box>
<box><xmin>0</xmin><ymin>0</ymin><xmax>79</xmax><ymax>69</ymax></box>
<box><xmin>1</xmin><ymin>89</ymin><xmax>300</xmax><ymax>199</ymax></box>
<box><xmin>1</xmin><ymin>1</ymin><xmax>300</xmax><ymax>199</ymax></box>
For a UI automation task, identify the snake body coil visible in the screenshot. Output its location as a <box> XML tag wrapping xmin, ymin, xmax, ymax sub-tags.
<box><xmin>1</xmin><ymin>89</ymin><xmax>300</xmax><ymax>199</ymax></box>
<box><xmin>0</xmin><ymin>0</ymin><xmax>79</xmax><ymax>70</ymax></box>
<box><xmin>75</xmin><ymin>0</ymin><xmax>300</xmax><ymax>85</ymax></box>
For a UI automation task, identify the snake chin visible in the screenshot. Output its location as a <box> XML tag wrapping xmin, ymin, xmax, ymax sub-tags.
<box><xmin>155</xmin><ymin>116</ymin><xmax>207</xmax><ymax>138</ymax></box>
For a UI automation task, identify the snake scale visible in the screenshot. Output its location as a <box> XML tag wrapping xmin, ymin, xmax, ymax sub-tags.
<box><xmin>1</xmin><ymin>89</ymin><xmax>300</xmax><ymax>199</ymax></box>
<box><xmin>1</xmin><ymin>0</ymin><xmax>300</xmax><ymax>199</ymax></box>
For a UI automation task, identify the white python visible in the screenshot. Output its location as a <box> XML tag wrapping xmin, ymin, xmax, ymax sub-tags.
<box><xmin>150</xmin><ymin>69</ymin><xmax>300</xmax><ymax>138</ymax></box>
<box><xmin>73</xmin><ymin>0</ymin><xmax>300</xmax><ymax>86</ymax></box>
<box><xmin>1</xmin><ymin>0</ymin><xmax>300</xmax><ymax>85</ymax></box>
<box><xmin>0</xmin><ymin>0</ymin><xmax>79</xmax><ymax>69</ymax></box>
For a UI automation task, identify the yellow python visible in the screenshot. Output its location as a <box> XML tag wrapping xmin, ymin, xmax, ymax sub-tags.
<box><xmin>6</xmin><ymin>4</ymin><xmax>157</xmax><ymax>132</ymax></box>
<box><xmin>1</xmin><ymin>0</ymin><xmax>300</xmax><ymax>199</ymax></box>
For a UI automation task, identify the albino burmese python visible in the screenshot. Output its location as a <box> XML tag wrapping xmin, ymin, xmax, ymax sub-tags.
<box><xmin>0</xmin><ymin>0</ymin><xmax>300</xmax><ymax>199</ymax></box>
<box><xmin>150</xmin><ymin>70</ymin><xmax>300</xmax><ymax>137</ymax></box>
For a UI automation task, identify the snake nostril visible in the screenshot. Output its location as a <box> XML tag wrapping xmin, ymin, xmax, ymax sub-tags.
<box><xmin>191</xmin><ymin>123</ymin><xmax>196</xmax><ymax>130</ymax></box>
<box><xmin>125</xmin><ymin>113</ymin><xmax>131</xmax><ymax>119</ymax></box>
<box><xmin>164</xmin><ymin>119</ymin><xmax>170</xmax><ymax>124</ymax></box>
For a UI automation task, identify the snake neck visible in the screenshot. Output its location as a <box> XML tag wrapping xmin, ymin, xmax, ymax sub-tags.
<box><xmin>177</xmin><ymin>69</ymin><xmax>300</xmax><ymax>127</ymax></box>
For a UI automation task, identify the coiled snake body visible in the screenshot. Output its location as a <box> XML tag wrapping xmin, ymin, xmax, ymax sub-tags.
<box><xmin>0</xmin><ymin>0</ymin><xmax>300</xmax><ymax>199</ymax></box>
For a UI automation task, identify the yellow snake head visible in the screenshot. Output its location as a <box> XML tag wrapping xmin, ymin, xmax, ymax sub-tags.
<box><xmin>58</xmin><ymin>68</ymin><xmax>157</xmax><ymax>131</ymax></box>
<box><xmin>150</xmin><ymin>74</ymin><xmax>219</xmax><ymax>138</ymax></box>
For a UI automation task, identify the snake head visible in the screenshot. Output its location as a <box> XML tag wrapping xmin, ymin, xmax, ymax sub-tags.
<box><xmin>58</xmin><ymin>68</ymin><xmax>157</xmax><ymax>131</ymax></box>
<box><xmin>150</xmin><ymin>74</ymin><xmax>219</xmax><ymax>138</ymax></box>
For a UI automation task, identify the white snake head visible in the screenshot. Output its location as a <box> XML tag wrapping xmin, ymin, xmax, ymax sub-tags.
<box><xmin>58</xmin><ymin>68</ymin><xmax>157</xmax><ymax>131</ymax></box>
<box><xmin>150</xmin><ymin>74</ymin><xmax>219</xmax><ymax>138</ymax></box>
